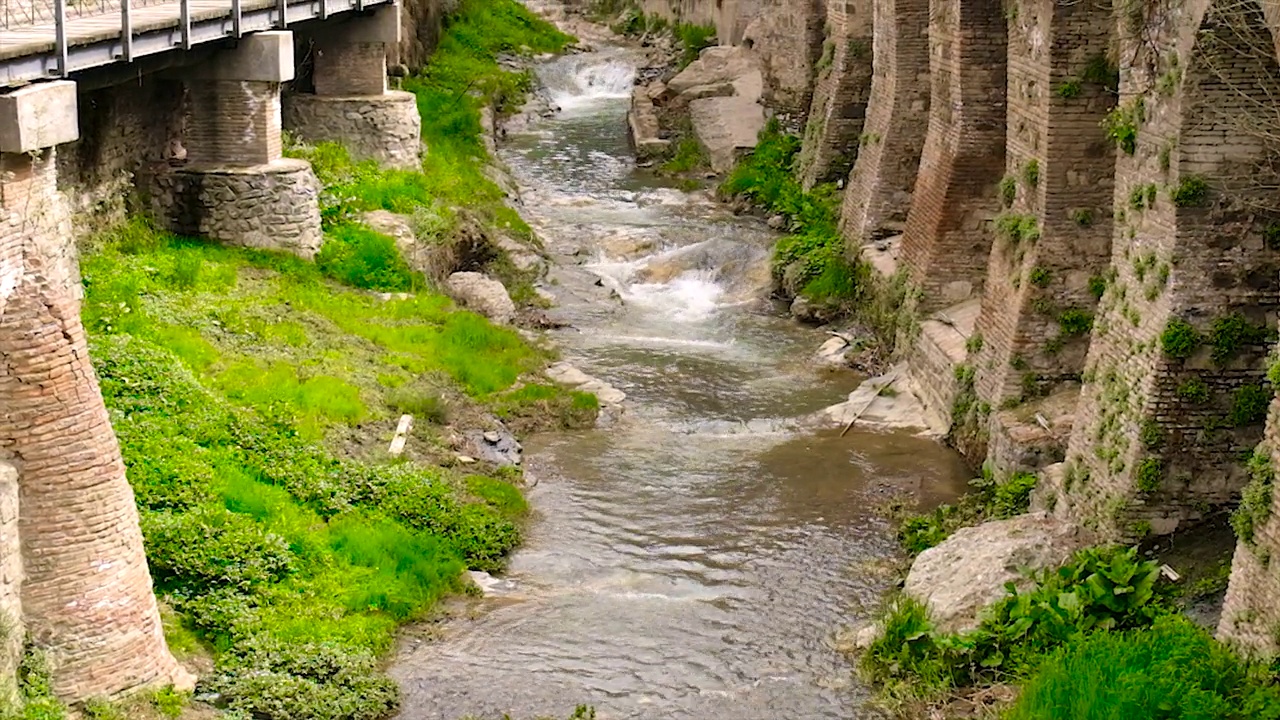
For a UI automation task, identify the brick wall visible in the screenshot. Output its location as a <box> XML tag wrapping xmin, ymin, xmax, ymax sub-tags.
<box><xmin>836</xmin><ymin>0</ymin><xmax>929</xmax><ymax>244</ymax></box>
<box><xmin>1045</xmin><ymin>0</ymin><xmax>1280</xmax><ymax>539</ymax></box>
<box><xmin>185</xmin><ymin>80</ymin><xmax>283</xmax><ymax>168</ymax></box>
<box><xmin>898</xmin><ymin>0</ymin><xmax>1007</xmax><ymax>312</ymax></box>
<box><xmin>0</xmin><ymin>150</ymin><xmax>190</xmax><ymax>699</ymax></box>
<box><xmin>796</xmin><ymin>0</ymin><xmax>873</xmax><ymax>188</ymax></box>
<box><xmin>971</xmin><ymin>0</ymin><xmax>1115</xmax><ymax>413</ymax></box>
<box><xmin>314</xmin><ymin>42</ymin><xmax>387</xmax><ymax>97</ymax></box>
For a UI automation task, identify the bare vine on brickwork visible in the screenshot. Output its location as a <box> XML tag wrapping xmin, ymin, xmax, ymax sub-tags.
<box><xmin>1187</xmin><ymin>0</ymin><xmax>1280</xmax><ymax>213</ymax></box>
<box><xmin>1115</xmin><ymin>0</ymin><xmax>1180</xmax><ymax>84</ymax></box>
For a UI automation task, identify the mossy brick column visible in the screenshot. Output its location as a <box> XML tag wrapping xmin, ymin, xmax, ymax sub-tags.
<box><xmin>283</xmin><ymin>5</ymin><xmax>421</xmax><ymax>169</ymax></box>
<box><xmin>836</xmin><ymin>0</ymin><xmax>929</xmax><ymax>245</ymax></box>
<box><xmin>796</xmin><ymin>0</ymin><xmax>873</xmax><ymax>189</ymax></box>
<box><xmin>1040</xmin><ymin>0</ymin><xmax>1280</xmax><ymax>540</ymax></box>
<box><xmin>151</xmin><ymin>31</ymin><xmax>323</xmax><ymax>258</ymax></box>
<box><xmin>1218</xmin><ymin>390</ymin><xmax>1280</xmax><ymax>657</ymax></box>
<box><xmin>0</xmin><ymin>81</ymin><xmax>194</xmax><ymax>700</ymax></box>
<box><xmin>969</xmin><ymin>0</ymin><xmax>1115</xmax><ymax>416</ymax></box>
<box><xmin>896</xmin><ymin>0</ymin><xmax>1006</xmax><ymax>311</ymax></box>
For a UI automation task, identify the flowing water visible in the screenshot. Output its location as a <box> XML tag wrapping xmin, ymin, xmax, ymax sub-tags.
<box><xmin>392</xmin><ymin>48</ymin><xmax>972</xmax><ymax>720</ymax></box>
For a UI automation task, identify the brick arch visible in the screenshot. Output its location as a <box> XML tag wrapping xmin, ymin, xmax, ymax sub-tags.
<box><xmin>969</xmin><ymin>0</ymin><xmax>1117</xmax><ymax>424</ymax></box>
<box><xmin>1043</xmin><ymin>0</ymin><xmax>1280</xmax><ymax>540</ymax></box>
<box><xmin>897</xmin><ymin>0</ymin><xmax>1008</xmax><ymax>312</ymax></box>
<box><xmin>836</xmin><ymin>0</ymin><xmax>931</xmax><ymax>244</ymax></box>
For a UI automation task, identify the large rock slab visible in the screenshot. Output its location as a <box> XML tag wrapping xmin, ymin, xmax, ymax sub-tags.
<box><xmin>445</xmin><ymin>272</ymin><xmax>515</xmax><ymax>324</ymax></box>
<box><xmin>688</xmin><ymin>95</ymin><xmax>766</xmax><ymax>174</ymax></box>
<box><xmin>665</xmin><ymin>46</ymin><xmax>764</xmax><ymax>100</ymax></box>
<box><xmin>903</xmin><ymin>512</ymin><xmax>1096</xmax><ymax>633</ymax></box>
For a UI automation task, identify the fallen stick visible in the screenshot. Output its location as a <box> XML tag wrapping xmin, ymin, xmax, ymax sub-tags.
<box><xmin>840</xmin><ymin>368</ymin><xmax>900</xmax><ymax>437</ymax></box>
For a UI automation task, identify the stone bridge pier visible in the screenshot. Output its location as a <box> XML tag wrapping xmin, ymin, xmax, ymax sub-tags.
<box><xmin>149</xmin><ymin>31</ymin><xmax>324</xmax><ymax>258</ymax></box>
<box><xmin>0</xmin><ymin>81</ymin><xmax>193</xmax><ymax>700</ymax></box>
<box><xmin>796</xmin><ymin>0</ymin><xmax>873</xmax><ymax>188</ymax></box>
<box><xmin>284</xmin><ymin>5</ymin><xmax>423</xmax><ymax>169</ymax></box>
<box><xmin>1037</xmin><ymin>0</ymin><xmax>1280</xmax><ymax>541</ymax></box>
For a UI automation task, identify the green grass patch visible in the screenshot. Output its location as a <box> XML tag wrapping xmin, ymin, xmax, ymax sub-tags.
<box><xmin>81</xmin><ymin>215</ymin><xmax>549</xmax><ymax>718</ymax></box>
<box><xmin>896</xmin><ymin>467</ymin><xmax>1036</xmax><ymax>556</ymax></box>
<box><xmin>1008</xmin><ymin>616</ymin><xmax>1280</xmax><ymax>720</ymax></box>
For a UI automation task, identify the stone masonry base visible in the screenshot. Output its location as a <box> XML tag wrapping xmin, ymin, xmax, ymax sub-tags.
<box><xmin>149</xmin><ymin>158</ymin><xmax>323</xmax><ymax>258</ymax></box>
<box><xmin>282</xmin><ymin>91</ymin><xmax>422</xmax><ymax>170</ymax></box>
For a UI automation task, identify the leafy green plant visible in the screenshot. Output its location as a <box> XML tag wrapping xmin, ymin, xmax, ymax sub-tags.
<box><xmin>1055</xmin><ymin>80</ymin><xmax>1082</xmax><ymax>98</ymax></box>
<box><xmin>1171</xmin><ymin>175</ymin><xmax>1210</xmax><ymax>207</ymax></box>
<box><xmin>1058</xmin><ymin>309</ymin><xmax>1094</xmax><ymax>337</ymax></box>
<box><xmin>1161</xmin><ymin>318</ymin><xmax>1201</xmax><ymax>359</ymax></box>
<box><xmin>1103</xmin><ymin>99</ymin><xmax>1143</xmax><ymax>155</ymax></box>
<box><xmin>660</xmin><ymin>136</ymin><xmax>708</xmax><ymax>174</ymax></box>
<box><xmin>999</xmin><ymin>175</ymin><xmax>1017</xmax><ymax>207</ymax></box>
<box><xmin>1231</xmin><ymin>384</ymin><xmax>1270</xmax><ymax>426</ymax></box>
<box><xmin>995</xmin><ymin>212</ymin><xmax>1041</xmax><ymax>245</ymax></box>
<box><xmin>1022</xmin><ymin>159</ymin><xmax>1040</xmax><ymax>188</ymax></box>
<box><xmin>1071</xmin><ymin>208</ymin><xmax>1095</xmax><ymax>227</ymax></box>
<box><xmin>316</xmin><ymin>223</ymin><xmax>423</xmax><ymax>292</ymax></box>
<box><xmin>1136</xmin><ymin>457</ymin><xmax>1162</xmax><ymax>493</ymax></box>
<box><xmin>1208</xmin><ymin>313</ymin><xmax>1271</xmax><ymax>365</ymax></box>
<box><xmin>1233</xmin><ymin>445</ymin><xmax>1275</xmax><ymax>547</ymax></box>
<box><xmin>1178</xmin><ymin>376</ymin><xmax>1210</xmax><ymax>403</ymax></box>
<box><xmin>675</xmin><ymin>22</ymin><xmax>716</xmax><ymax>68</ymax></box>
<box><xmin>1029</xmin><ymin>267</ymin><xmax>1051</xmax><ymax>288</ymax></box>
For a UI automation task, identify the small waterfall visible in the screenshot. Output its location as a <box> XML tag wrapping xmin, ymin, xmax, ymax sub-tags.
<box><xmin>542</xmin><ymin>54</ymin><xmax>636</xmax><ymax>110</ymax></box>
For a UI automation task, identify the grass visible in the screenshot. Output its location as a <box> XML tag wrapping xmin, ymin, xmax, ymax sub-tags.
<box><xmin>895</xmin><ymin>467</ymin><xmax>1036</xmax><ymax>556</ymax></box>
<box><xmin>1008</xmin><ymin>616</ymin><xmax>1280</xmax><ymax>720</ymax></box>
<box><xmin>68</xmin><ymin>4</ymin><xmax>585</xmax><ymax>715</ymax></box>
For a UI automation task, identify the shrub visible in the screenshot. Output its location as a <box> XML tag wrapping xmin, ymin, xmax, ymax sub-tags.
<box><xmin>1058</xmin><ymin>308</ymin><xmax>1094</xmax><ymax>337</ymax></box>
<box><xmin>1208</xmin><ymin>313</ymin><xmax>1271</xmax><ymax>366</ymax></box>
<box><xmin>1008</xmin><ymin>616</ymin><xmax>1280</xmax><ymax>720</ymax></box>
<box><xmin>675</xmin><ymin>22</ymin><xmax>716</xmax><ymax>68</ymax></box>
<box><xmin>1231</xmin><ymin>384</ymin><xmax>1270</xmax><ymax>426</ymax></box>
<box><xmin>142</xmin><ymin>506</ymin><xmax>296</xmax><ymax>595</ymax></box>
<box><xmin>660</xmin><ymin>136</ymin><xmax>708</xmax><ymax>174</ymax></box>
<box><xmin>897</xmin><ymin>468</ymin><xmax>1034</xmax><ymax>556</ymax></box>
<box><xmin>1161</xmin><ymin>318</ymin><xmax>1201</xmax><ymax>359</ymax></box>
<box><xmin>1137</xmin><ymin>458</ymin><xmax>1163</xmax><ymax>493</ymax></box>
<box><xmin>1171</xmin><ymin>175</ymin><xmax>1210</xmax><ymax>208</ymax></box>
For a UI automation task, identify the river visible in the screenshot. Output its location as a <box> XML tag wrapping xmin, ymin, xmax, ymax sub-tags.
<box><xmin>391</xmin><ymin>45</ymin><xmax>973</xmax><ymax>720</ymax></box>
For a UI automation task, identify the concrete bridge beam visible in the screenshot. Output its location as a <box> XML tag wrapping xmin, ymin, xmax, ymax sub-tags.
<box><xmin>0</xmin><ymin>81</ymin><xmax>193</xmax><ymax>701</ymax></box>
<box><xmin>284</xmin><ymin>5</ymin><xmax>422</xmax><ymax>170</ymax></box>
<box><xmin>149</xmin><ymin>31</ymin><xmax>324</xmax><ymax>258</ymax></box>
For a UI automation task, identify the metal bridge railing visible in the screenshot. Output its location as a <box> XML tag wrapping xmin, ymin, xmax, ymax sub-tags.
<box><xmin>1</xmin><ymin>0</ymin><xmax>170</xmax><ymax>29</ymax></box>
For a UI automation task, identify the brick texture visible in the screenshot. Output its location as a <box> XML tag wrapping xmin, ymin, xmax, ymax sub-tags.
<box><xmin>972</xmin><ymin>0</ymin><xmax>1115</xmax><ymax>412</ymax></box>
<box><xmin>836</xmin><ymin>0</ymin><xmax>928</xmax><ymax>244</ymax></box>
<box><xmin>314</xmin><ymin>42</ymin><xmax>388</xmax><ymax>97</ymax></box>
<box><xmin>185</xmin><ymin>80</ymin><xmax>283</xmax><ymax>168</ymax></box>
<box><xmin>898</xmin><ymin>0</ymin><xmax>1007</xmax><ymax>312</ymax></box>
<box><xmin>796</xmin><ymin>0</ymin><xmax>873</xmax><ymax>187</ymax></box>
<box><xmin>0</xmin><ymin>150</ymin><xmax>192</xmax><ymax>700</ymax></box>
<box><xmin>1044</xmin><ymin>0</ymin><xmax>1280</xmax><ymax>540</ymax></box>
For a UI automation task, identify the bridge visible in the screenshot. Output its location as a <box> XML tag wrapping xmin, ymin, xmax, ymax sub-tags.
<box><xmin>0</xmin><ymin>0</ymin><xmax>394</xmax><ymax>86</ymax></box>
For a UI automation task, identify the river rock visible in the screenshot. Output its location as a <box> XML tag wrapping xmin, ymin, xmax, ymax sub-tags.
<box><xmin>628</xmin><ymin>85</ymin><xmax>670</xmax><ymax>162</ymax></box>
<box><xmin>546</xmin><ymin>361</ymin><xmax>626</xmax><ymax>405</ymax></box>
<box><xmin>469</xmin><ymin>570</ymin><xmax>518</xmax><ymax>596</ymax></box>
<box><xmin>815</xmin><ymin>335</ymin><xmax>850</xmax><ymax>365</ymax></box>
<box><xmin>464</xmin><ymin>425</ymin><xmax>523</xmax><ymax>467</ymax></box>
<box><xmin>688</xmin><ymin>95</ymin><xmax>766</xmax><ymax>174</ymax></box>
<box><xmin>790</xmin><ymin>295</ymin><xmax>840</xmax><ymax>325</ymax></box>
<box><xmin>903</xmin><ymin>512</ymin><xmax>1096</xmax><ymax>633</ymax></box>
<box><xmin>664</xmin><ymin>46</ymin><xmax>764</xmax><ymax>99</ymax></box>
<box><xmin>446</xmin><ymin>272</ymin><xmax>516</xmax><ymax>324</ymax></box>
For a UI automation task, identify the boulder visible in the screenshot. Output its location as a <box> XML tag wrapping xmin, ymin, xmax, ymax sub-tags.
<box><xmin>665</xmin><ymin>46</ymin><xmax>764</xmax><ymax>100</ymax></box>
<box><xmin>547</xmin><ymin>361</ymin><xmax>626</xmax><ymax>405</ymax></box>
<box><xmin>789</xmin><ymin>295</ymin><xmax>840</xmax><ymax>325</ymax></box>
<box><xmin>463</xmin><ymin>424</ymin><xmax>522</xmax><ymax>467</ymax></box>
<box><xmin>815</xmin><ymin>335</ymin><xmax>850</xmax><ymax>365</ymax></box>
<box><xmin>688</xmin><ymin>95</ymin><xmax>766</xmax><ymax>173</ymax></box>
<box><xmin>445</xmin><ymin>272</ymin><xmax>516</xmax><ymax>324</ymax></box>
<box><xmin>903</xmin><ymin>513</ymin><xmax>1096</xmax><ymax>633</ymax></box>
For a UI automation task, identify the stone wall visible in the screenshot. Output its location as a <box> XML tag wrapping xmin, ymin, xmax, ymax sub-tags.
<box><xmin>148</xmin><ymin>160</ymin><xmax>323</xmax><ymax>258</ymax></box>
<box><xmin>897</xmin><ymin>0</ymin><xmax>1007</xmax><ymax>312</ymax></box>
<box><xmin>282</xmin><ymin>91</ymin><xmax>422</xmax><ymax>169</ymax></box>
<box><xmin>54</xmin><ymin>76</ymin><xmax>184</xmax><ymax>230</ymax></box>
<box><xmin>741</xmin><ymin>0</ymin><xmax>826</xmax><ymax>114</ymax></box>
<box><xmin>795</xmin><ymin>0</ymin><xmax>872</xmax><ymax>188</ymax></box>
<box><xmin>836</xmin><ymin>0</ymin><xmax>928</xmax><ymax>244</ymax></box>
<box><xmin>0</xmin><ymin>463</ymin><xmax>19</xmax><ymax>706</ymax></box>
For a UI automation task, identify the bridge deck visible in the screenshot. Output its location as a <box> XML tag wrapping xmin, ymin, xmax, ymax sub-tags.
<box><xmin>0</xmin><ymin>0</ymin><xmax>390</xmax><ymax>87</ymax></box>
